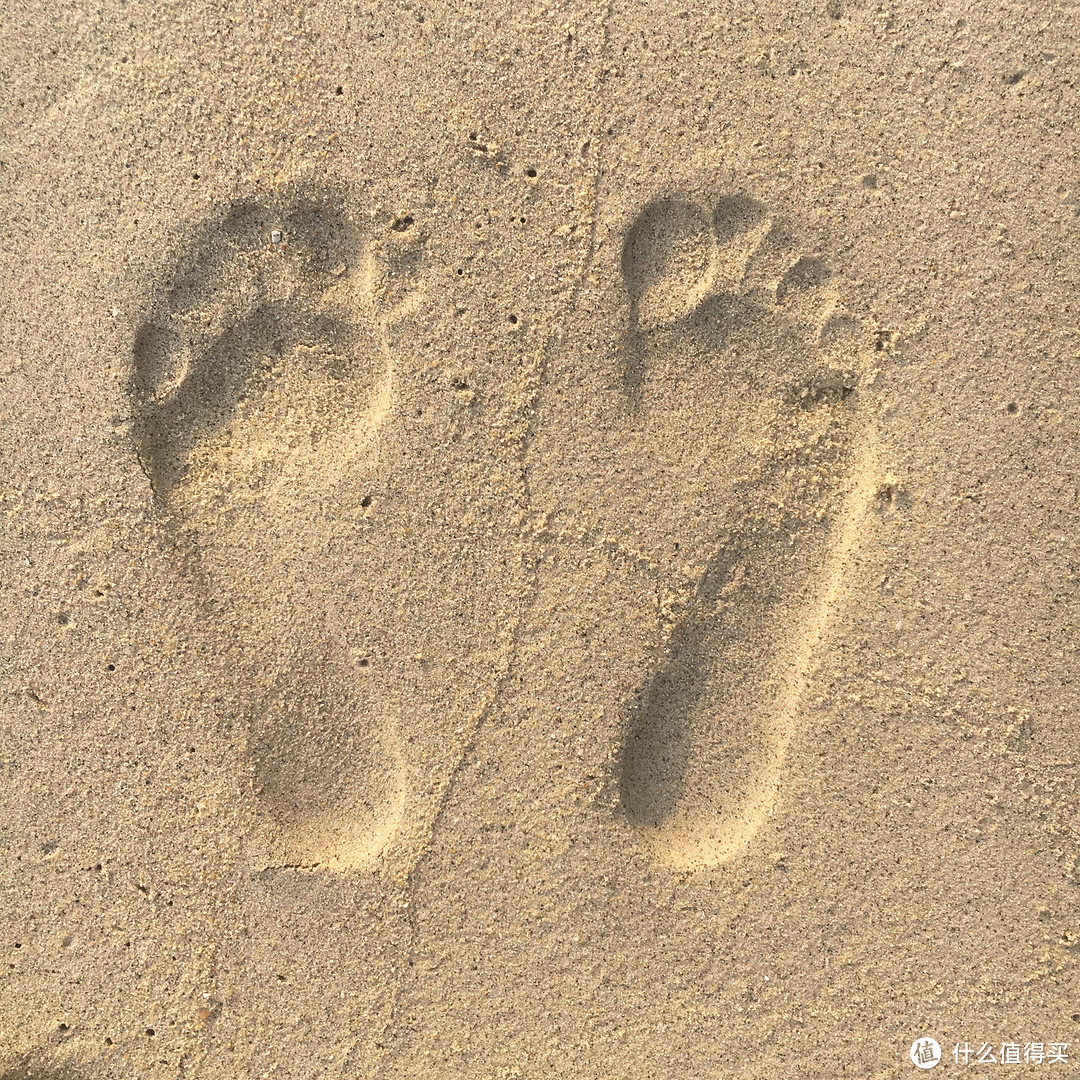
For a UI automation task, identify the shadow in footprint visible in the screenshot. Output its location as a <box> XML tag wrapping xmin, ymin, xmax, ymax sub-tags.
<box><xmin>622</xmin><ymin>528</ymin><xmax>774</xmax><ymax>826</ymax></box>
<box><xmin>128</xmin><ymin>182</ymin><xmax>409</xmax><ymax>870</ymax></box>
<box><xmin>620</xmin><ymin>193</ymin><xmax>772</xmax><ymax>402</ymax></box>
<box><xmin>613</xmin><ymin>188</ymin><xmax>878</xmax><ymax>870</ymax></box>
<box><xmin>620</xmin><ymin>196</ymin><xmax>717</xmax><ymax>400</ymax></box>
<box><xmin>712</xmin><ymin>193</ymin><xmax>767</xmax><ymax>242</ymax></box>
<box><xmin>133</xmin><ymin>302</ymin><xmax>365</xmax><ymax>496</ymax></box>
<box><xmin>0</xmin><ymin>1056</ymin><xmax>92</xmax><ymax>1080</ymax></box>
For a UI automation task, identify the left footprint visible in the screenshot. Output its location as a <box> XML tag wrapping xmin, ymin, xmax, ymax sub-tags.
<box><xmin>132</xmin><ymin>189</ymin><xmax>393</xmax><ymax>502</ymax></box>
<box><xmin>129</xmin><ymin>183</ymin><xmax>414</xmax><ymax>869</ymax></box>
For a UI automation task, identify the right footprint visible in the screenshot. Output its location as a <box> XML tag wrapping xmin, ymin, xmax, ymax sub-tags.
<box><xmin>615</xmin><ymin>191</ymin><xmax>880</xmax><ymax>870</ymax></box>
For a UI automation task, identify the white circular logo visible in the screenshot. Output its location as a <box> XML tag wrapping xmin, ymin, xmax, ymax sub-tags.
<box><xmin>910</xmin><ymin>1038</ymin><xmax>941</xmax><ymax>1069</ymax></box>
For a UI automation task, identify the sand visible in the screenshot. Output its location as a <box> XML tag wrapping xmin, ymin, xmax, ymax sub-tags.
<box><xmin>2</xmin><ymin>0</ymin><xmax>1079</xmax><ymax>1076</ymax></box>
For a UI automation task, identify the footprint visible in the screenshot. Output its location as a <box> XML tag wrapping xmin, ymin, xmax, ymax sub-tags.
<box><xmin>128</xmin><ymin>183</ymin><xmax>423</xmax><ymax>870</ymax></box>
<box><xmin>613</xmin><ymin>189</ymin><xmax>879</xmax><ymax>870</ymax></box>
<box><xmin>132</xmin><ymin>188</ymin><xmax>397</xmax><ymax>505</ymax></box>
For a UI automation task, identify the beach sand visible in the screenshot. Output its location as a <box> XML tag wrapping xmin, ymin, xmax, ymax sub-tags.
<box><xmin>2</xmin><ymin>1</ymin><xmax>1079</xmax><ymax>1076</ymax></box>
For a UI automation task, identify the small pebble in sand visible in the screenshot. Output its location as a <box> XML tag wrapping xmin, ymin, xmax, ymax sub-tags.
<box><xmin>271</xmin><ymin>230</ymin><xmax>282</xmax><ymax>244</ymax></box>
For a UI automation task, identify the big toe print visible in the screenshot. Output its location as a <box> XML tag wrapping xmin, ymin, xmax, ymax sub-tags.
<box><xmin>611</xmin><ymin>188</ymin><xmax>880</xmax><ymax>870</ymax></box>
<box><xmin>128</xmin><ymin>183</ymin><xmax>419</xmax><ymax>870</ymax></box>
